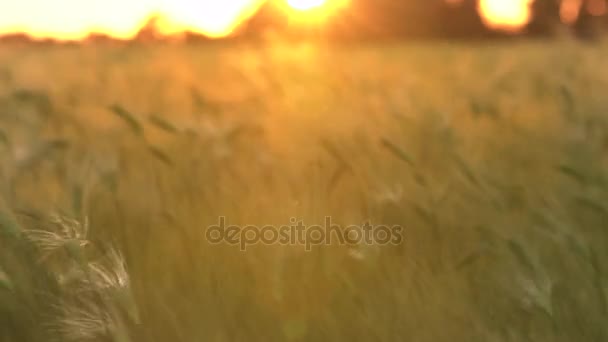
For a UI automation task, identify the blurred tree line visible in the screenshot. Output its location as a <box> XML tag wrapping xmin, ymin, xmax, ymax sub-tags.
<box><xmin>1</xmin><ymin>0</ymin><xmax>607</xmax><ymax>43</ymax></box>
<box><xmin>528</xmin><ymin>0</ymin><xmax>608</xmax><ymax>38</ymax></box>
<box><xmin>240</xmin><ymin>0</ymin><xmax>608</xmax><ymax>40</ymax></box>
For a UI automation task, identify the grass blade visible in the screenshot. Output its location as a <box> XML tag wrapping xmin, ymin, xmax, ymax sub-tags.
<box><xmin>109</xmin><ymin>105</ymin><xmax>143</xmax><ymax>135</ymax></box>
<box><xmin>0</xmin><ymin>129</ymin><xmax>9</xmax><ymax>148</ymax></box>
<box><xmin>0</xmin><ymin>208</ymin><xmax>21</xmax><ymax>238</ymax></box>
<box><xmin>0</xmin><ymin>267</ymin><xmax>12</xmax><ymax>291</ymax></box>
<box><xmin>453</xmin><ymin>154</ymin><xmax>480</xmax><ymax>188</ymax></box>
<box><xmin>507</xmin><ymin>239</ymin><xmax>536</xmax><ymax>274</ymax></box>
<box><xmin>556</xmin><ymin>164</ymin><xmax>587</xmax><ymax>186</ymax></box>
<box><xmin>381</xmin><ymin>138</ymin><xmax>415</xmax><ymax>167</ymax></box>
<box><xmin>148</xmin><ymin>145</ymin><xmax>173</xmax><ymax>166</ymax></box>
<box><xmin>148</xmin><ymin>115</ymin><xmax>179</xmax><ymax>134</ymax></box>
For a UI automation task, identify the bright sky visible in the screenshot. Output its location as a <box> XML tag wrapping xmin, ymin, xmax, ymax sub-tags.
<box><xmin>0</xmin><ymin>0</ymin><xmax>535</xmax><ymax>40</ymax></box>
<box><xmin>0</xmin><ymin>0</ymin><xmax>264</xmax><ymax>40</ymax></box>
<box><xmin>287</xmin><ymin>0</ymin><xmax>327</xmax><ymax>11</ymax></box>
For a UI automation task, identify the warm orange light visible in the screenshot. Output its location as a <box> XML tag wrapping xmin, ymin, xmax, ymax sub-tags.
<box><xmin>0</xmin><ymin>0</ymin><xmax>561</xmax><ymax>40</ymax></box>
<box><xmin>280</xmin><ymin>0</ymin><xmax>349</xmax><ymax>23</ymax></box>
<box><xmin>560</xmin><ymin>0</ymin><xmax>582</xmax><ymax>24</ymax></box>
<box><xmin>156</xmin><ymin>0</ymin><xmax>264</xmax><ymax>38</ymax></box>
<box><xmin>478</xmin><ymin>0</ymin><xmax>533</xmax><ymax>30</ymax></box>
<box><xmin>0</xmin><ymin>0</ymin><xmax>151</xmax><ymax>40</ymax></box>
<box><xmin>587</xmin><ymin>0</ymin><xmax>607</xmax><ymax>16</ymax></box>
<box><xmin>0</xmin><ymin>0</ymin><xmax>264</xmax><ymax>40</ymax></box>
<box><xmin>287</xmin><ymin>0</ymin><xmax>327</xmax><ymax>11</ymax></box>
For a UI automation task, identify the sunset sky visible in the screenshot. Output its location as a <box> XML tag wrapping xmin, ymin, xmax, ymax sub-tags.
<box><xmin>0</xmin><ymin>0</ymin><xmax>535</xmax><ymax>40</ymax></box>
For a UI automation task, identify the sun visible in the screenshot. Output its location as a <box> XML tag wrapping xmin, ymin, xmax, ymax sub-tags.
<box><xmin>287</xmin><ymin>0</ymin><xmax>327</xmax><ymax>11</ymax></box>
<box><xmin>281</xmin><ymin>0</ymin><xmax>349</xmax><ymax>22</ymax></box>
<box><xmin>478</xmin><ymin>0</ymin><xmax>533</xmax><ymax>30</ymax></box>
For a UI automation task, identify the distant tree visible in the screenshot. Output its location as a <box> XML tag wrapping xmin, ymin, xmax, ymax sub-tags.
<box><xmin>599</xmin><ymin>0</ymin><xmax>608</xmax><ymax>32</ymax></box>
<box><xmin>527</xmin><ymin>0</ymin><xmax>562</xmax><ymax>36</ymax></box>
<box><xmin>438</xmin><ymin>0</ymin><xmax>491</xmax><ymax>38</ymax></box>
<box><xmin>240</xmin><ymin>0</ymin><xmax>444</xmax><ymax>40</ymax></box>
<box><xmin>573</xmin><ymin>0</ymin><xmax>600</xmax><ymax>39</ymax></box>
<box><xmin>84</xmin><ymin>33</ymin><xmax>125</xmax><ymax>45</ymax></box>
<box><xmin>236</xmin><ymin>1</ymin><xmax>289</xmax><ymax>39</ymax></box>
<box><xmin>336</xmin><ymin>0</ymin><xmax>494</xmax><ymax>39</ymax></box>
<box><xmin>181</xmin><ymin>31</ymin><xmax>213</xmax><ymax>44</ymax></box>
<box><xmin>0</xmin><ymin>33</ymin><xmax>32</xmax><ymax>44</ymax></box>
<box><xmin>135</xmin><ymin>15</ymin><xmax>164</xmax><ymax>43</ymax></box>
<box><xmin>238</xmin><ymin>0</ymin><xmax>516</xmax><ymax>41</ymax></box>
<box><xmin>356</xmin><ymin>0</ymin><xmax>443</xmax><ymax>37</ymax></box>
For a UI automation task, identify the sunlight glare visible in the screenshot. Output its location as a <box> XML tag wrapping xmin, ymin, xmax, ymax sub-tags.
<box><xmin>0</xmin><ymin>0</ymin><xmax>264</xmax><ymax>40</ymax></box>
<box><xmin>0</xmin><ymin>0</ymin><xmax>152</xmax><ymax>40</ymax></box>
<box><xmin>287</xmin><ymin>0</ymin><xmax>327</xmax><ymax>11</ymax></box>
<box><xmin>156</xmin><ymin>0</ymin><xmax>263</xmax><ymax>38</ymax></box>
<box><xmin>478</xmin><ymin>0</ymin><xmax>533</xmax><ymax>30</ymax></box>
<box><xmin>281</xmin><ymin>0</ymin><xmax>349</xmax><ymax>23</ymax></box>
<box><xmin>0</xmin><ymin>0</ymin><xmax>548</xmax><ymax>40</ymax></box>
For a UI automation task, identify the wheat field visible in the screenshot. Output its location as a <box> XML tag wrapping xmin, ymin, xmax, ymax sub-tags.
<box><xmin>1</xmin><ymin>40</ymin><xmax>608</xmax><ymax>341</ymax></box>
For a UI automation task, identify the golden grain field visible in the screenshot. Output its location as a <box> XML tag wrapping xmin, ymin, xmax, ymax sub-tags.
<box><xmin>1</xmin><ymin>40</ymin><xmax>607</xmax><ymax>342</ymax></box>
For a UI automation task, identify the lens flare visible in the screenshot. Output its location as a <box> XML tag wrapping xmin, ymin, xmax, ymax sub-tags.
<box><xmin>478</xmin><ymin>0</ymin><xmax>533</xmax><ymax>30</ymax></box>
<box><xmin>281</xmin><ymin>0</ymin><xmax>349</xmax><ymax>23</ymax></box>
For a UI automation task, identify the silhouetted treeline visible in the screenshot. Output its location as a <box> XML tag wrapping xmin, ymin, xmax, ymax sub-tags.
<box><xmin>572</xmin><ymin>0</ymin><xmax>608</xmax><ymax>39</ymax></box>
<box><xmin>239</xmin><ymin>0</ymin><xmax>608</xmax><ymax>40</ymax></box>
<box><xmin>0</xmin><ymin>33</ymin><xmax>60</xmax><ymax>45</ymax></box>
<box><xmin>1</xmin><ymin>0</ymin><xmax>608</xmax><ymax>44</ymax></box>
<box><xmin>527</xmin><ymin>0</ymin><xmax>562</xmax><ymax>36</ymax></box>
<box><xmin>528</xmin><ymin>0</ymin><xmax>608</xmax><ymax>38</ymax></box>
<box><xmin>237</xmin><ymin>0</ymin><xmax>495</xmax><ymax>40</ymax></box>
